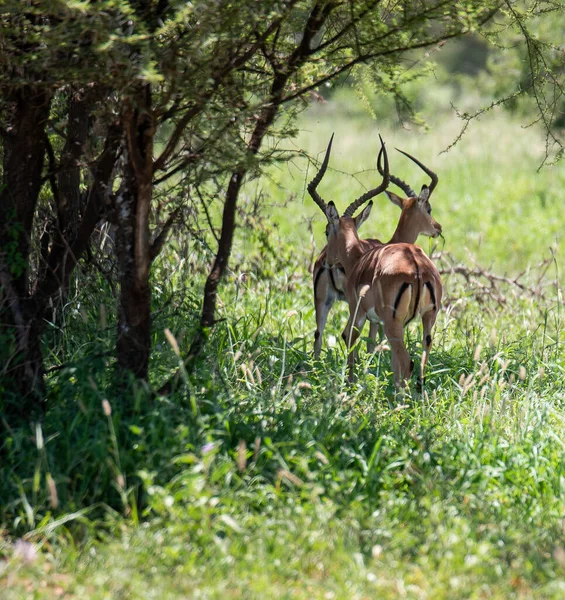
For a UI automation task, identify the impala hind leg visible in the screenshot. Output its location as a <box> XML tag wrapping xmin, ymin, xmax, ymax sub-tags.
<box><xmin>367</xmin><ymin>321</ymin><xmax>382</xmax><ymax>353</ymax></box>
<box><xmin>418</xmin><ymin>309</ymin><xmax>437</xmax><ymax>391</ymax></box>
<box><xmin>342</xmin><ymin>311</ymin><xmax>367</xmax><ymax>382</ymax></box>
<box><xmin>314</xmin><ymin>272</ymin><xmax>336</xmax><ymax>358</ymax></box>
<box><xmin>384</xmin><ymin>320</ymin><xmax>412</xmax><ymax>389</ymax></box>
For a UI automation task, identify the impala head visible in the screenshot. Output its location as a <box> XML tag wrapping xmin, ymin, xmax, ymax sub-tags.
<box><xmin>308</xmin><ymin>134</ymin><xmax>389</xmax><ymax>265</ymax></box>
<box><xmin>378</xmin><ymin>148</ymin><xmax>442</xmax><ymax>239</ymax></box>
<box><xmin>324</xmin><ymin>199</ymin><xmax>374</xmax><ymax>266</ymax></box>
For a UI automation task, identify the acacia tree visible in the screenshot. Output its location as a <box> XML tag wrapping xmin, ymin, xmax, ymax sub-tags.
<box><xmin>0</xmin><ymin>0</ymin><xmax>307</xmax><ymax>411</ymax></box>
<box><xmin>2</xmin><ymin>0</ymin><xmax>521</xmax><ymax>417</ymax></box>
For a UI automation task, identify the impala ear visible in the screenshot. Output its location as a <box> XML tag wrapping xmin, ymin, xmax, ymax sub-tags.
<box><xmin>325</xmin><ymin>201</ymin><xmax>339</xmax><ymax>225</ymax></box>
<box><xmin>354</xmin><ymin>201</ymin><xmax>373</xmax><ymax>230</ymax></box>
<box><xmin>386</xmin><ymin>190</ymin><xmax>404</xmax><ymax>209</ymax></box>
<box><xmin>418</xmin><ymin>185</ymin><xmax>430</xmax><ymax>202</ymax></box>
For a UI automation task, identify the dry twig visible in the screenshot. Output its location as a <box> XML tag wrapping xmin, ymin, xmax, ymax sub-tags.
<box><xmin>432</xmin><ymin>250</ymin><xmax>555</xmax><ymax>308</ymax></box>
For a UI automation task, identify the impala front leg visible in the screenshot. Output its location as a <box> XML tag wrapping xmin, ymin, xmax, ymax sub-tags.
<box><xmin>314</xmin><ymin>269</ymin><xmax>336</xmax><ymax>358</ymax></box>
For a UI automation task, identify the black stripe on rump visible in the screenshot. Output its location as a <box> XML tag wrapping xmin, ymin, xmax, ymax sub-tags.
<box><xmin>406</xmin><ymin>261</ymin><xmax>421</xmax><ymax>325</ymax></box>
<box><xmin>328</xmin><ymin>266</ymin><xmax>337</xmax><ymax>291</ymax></box>
<box><xmin>393</xmin><ymin>282</ymin><xmax>410</xmax><ymax>321</ymax></box>
<box><xmin>313</xmin><ymin>266</ymin><xmax>326</xmax><ymax>300</ymax></box>
<box><xmin>424</xmin><ymin>281</ymin><xmax>436</xmax><ymax>311</ymax></box>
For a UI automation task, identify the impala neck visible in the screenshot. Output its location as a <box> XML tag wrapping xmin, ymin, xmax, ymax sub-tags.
<box><xmin>388</xmin><ymin>211</ymin><xmax>419</xmax><ymax>244</ymax></box>
<box><xmin>336</xmin><ymin>219</ymin><xmax>364</xmax><ymax>274</ymax></box>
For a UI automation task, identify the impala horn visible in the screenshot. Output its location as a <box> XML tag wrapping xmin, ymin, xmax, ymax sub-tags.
<box><xmin>343</xmin><ymin>134</ymin><xmax>389</xmax><ymax>217</ymax></box>
<box><xmin>307</xmin><ymin>133</ymin><xmax>334</xmax><ymax>214</ymax></box>
<box><xmin>378</xmin><ymin>147</ymin><xmax>416</xmax><ymax>198</ymax></box>
<box><xmin>395</xmin><ymin>148</ymin><xmax>438</xmax><ymax>195</ymax></box>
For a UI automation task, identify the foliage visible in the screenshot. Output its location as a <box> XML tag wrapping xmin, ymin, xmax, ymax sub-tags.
<box><xmin>447</xmin><ymin>1</ymin><xmax>565</xmax><ymax>162</ymax></box>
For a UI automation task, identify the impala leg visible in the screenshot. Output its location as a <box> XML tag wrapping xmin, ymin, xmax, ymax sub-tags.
<box><xmin>384</xmin><ymin>320</ymin><xmax>412</xmax><ymax>389</ymax></box>
<box><xmin>314</xmin><ymin>271</ymin><xmax>335</xmax><ymax>358</ymax></box>
<box><xmin>418</xmin><ymin>310</ymin><xmax>437</xmax><ymax>391</ymax></box>
<box><xmin>367</xmin><ymin>321</ymin><xmax>382</xmax><ymax>353</ymax></box>
<box><xmin>342</xmin><ymin>311</ymin><xmax>367</xmax><ymax>382</ymax></box>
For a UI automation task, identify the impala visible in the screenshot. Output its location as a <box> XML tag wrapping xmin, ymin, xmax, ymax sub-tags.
<box><xmin>309</xmin><ymin>136</ymin><xmax>443</xmax><ymax>388</ymax></box>
<box><xmin>312</xmin><ymin>138</ymin><xmax>443</xmax><ymax>358</ymax></box>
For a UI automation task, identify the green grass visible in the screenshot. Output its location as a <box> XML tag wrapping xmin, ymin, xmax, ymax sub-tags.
<box><xmin>3</xmin><ymin>96</ymin><xmax>565</xmax><ymax>598</ymax></box>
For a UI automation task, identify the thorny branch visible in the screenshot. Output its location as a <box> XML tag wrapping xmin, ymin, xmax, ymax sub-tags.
<box><xmin>446</xmin><ymin>1</ymin><xmax>565</xmax><ymax>162</ymax></box>
<box><xmin>433</xmin><ymin>250</ymin><xmax>555</xmax><ymax>307</ymax></box>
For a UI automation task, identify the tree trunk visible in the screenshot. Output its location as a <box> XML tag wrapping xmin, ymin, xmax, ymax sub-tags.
<box><xmin>0</xmin><ymin>88</ymin><xmax>51</xmax><ymax>295</ymax></box>
<box><xmin>115</xmin><ymin>167</ymin><xmax>152</xmax><ymax>379</ymax></box>
<box><xmin>200</xmin><ymin>171</ymin><xmax>245</xmax><ymax>328</ymax></box>
<box><xmin>198</xmin><ymin>73</ymin><xmax>287</xmax><ymax>334</ymax></box>
<box><xmin>158</xmin><ymin>77</ymin><xmax>289</xmax><ymax>397</ymax></box>
<box><xmin>0</xmin><ymin>87</ymin><xmax>51</xmax><ymax>413</ymax></box>
<box><xmin>0</xmin><ymin>94</ymin><xmax>120</xmax><ymax>418</ymax></box>
<box><xmin>43</xmin><ymin>87</ymin><xmax>97</xmax><ymax>323</ymax></box>
<box><xmin>36</xmin><ymin>120</ymin><xmax>122</xmax><ymax>301</ymax></box>
<box><xmin>57</xmin><ymin>87</ymin><xmax>91</xmax><ymax>241</ymax></box>
<box><xmin>116</xmin><ymin>87</ymin><xmax>154</xmax><ymax>380</ymax></box>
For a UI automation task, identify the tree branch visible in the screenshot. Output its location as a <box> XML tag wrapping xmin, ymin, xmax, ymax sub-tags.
<box><xmin>153</xmin><ymin>2</ymin><xmax>301</xmax><ymax>172</ymax></box>
<box><xmin>150</xmin><ymin>206</ymin><xmax>182</xmax><ymax>261</ymax></box>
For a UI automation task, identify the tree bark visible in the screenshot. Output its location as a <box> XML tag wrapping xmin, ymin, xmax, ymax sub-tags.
<box><xmin>36</xmin><ymin>120</ymin><xmax>122</xmax><ymax>300</ymax></box>
<box><xmin>0</xmin><ymin>87</ymin><xmax>52</xmax><ymax>412</ymax></box>
<box><xmin>115</xmin><ymin>164</ymin><xmax>152</xmax><ymax>380</ymax></box>
<box><xmin>57</xmin><ymin>88</ymin><xmax>91</xmax><ymax>241</ymax></box>
<box><xmin>42</xmin><ymin>87</ymin><xmax>98</xmax><ymax>322</ymax></box>
<box><xmin>0</xmin><ymin>88</ymin><xmax>51</xmax><ymax>296</ymax></box>
<box><xmin>116</xmin><ymin>87</ymin><xmax>154</xmax><ymax>380</ymax></box>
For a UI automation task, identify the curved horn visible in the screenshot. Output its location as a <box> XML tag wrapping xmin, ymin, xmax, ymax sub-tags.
<box><xmin>378</xmin><ymin>149</ymin><xmax>416</xmax><ymax>198</ymax></box>
<box><xmin>343</xmin><ymin>135</ymin><xmax>389</xmax><ymax>217</ymax></box>
<box><xmin>308</xmin><ymin>133</ymin><xmax>334</xmax><ymax>213</ymax></box>
<box><xmin>395</xmin><ymin>148</ymin><xmax>438</xmax><ymax>195</ymax></box>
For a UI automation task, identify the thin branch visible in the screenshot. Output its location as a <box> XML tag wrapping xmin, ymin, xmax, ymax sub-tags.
<box><xmin>433</xmin><ymin>250</ymin><xmax>555</xmax><ymax>307</ymax></box>
<box><xmin>153</xmin><ymin>2</ymin><xmax>301</xmax><ymax>172</ymax></box>
<box><xmin>152</xmin><ymin>152</ymin><xmax>201</xmax><ymax>186</ymax></box>
<box><xmin>150</xmin><ymin>206</ymin><xmax>182</xmax><ymax>261</ymax></box>
<box><xmin>442</xmin><ymin>86</ymin><xmax>531</xmax><ymax>154</ymax></box>
<box><xmin>195</xmin><ymin>185</ymin><xmax>220</xmax><ymax>244</ymax></box>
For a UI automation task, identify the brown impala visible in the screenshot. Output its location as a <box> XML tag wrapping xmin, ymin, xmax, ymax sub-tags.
<box><xmin>309</xmin><ymin>136</ymin><xmax>443</xmax><ymax>389</ymax></box>
<box><xmin>312</xmin><ymin>137</ymin><xmax>443</xmax><ymax>358</ymax></box>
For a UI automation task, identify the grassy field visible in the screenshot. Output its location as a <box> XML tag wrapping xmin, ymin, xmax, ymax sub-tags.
<box><xmin>3</xmin><ymin>95</ymin><xmax>565</xmax><ymax>598</ymax></box>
